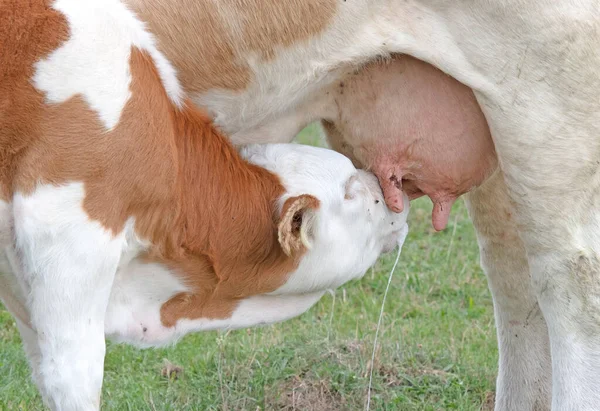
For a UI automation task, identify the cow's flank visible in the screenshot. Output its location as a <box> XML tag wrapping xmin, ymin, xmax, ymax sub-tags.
<box><xmin>128</xmin><ymin>0</ymin><xmax>337</xmax><ymax>94</ymax></box>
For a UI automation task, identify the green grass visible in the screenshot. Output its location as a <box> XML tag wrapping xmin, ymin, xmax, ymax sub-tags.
<box><xmin>0</xmin><ymin>125</ymin><xmax>498</xmax><ymax>410</ymax></box>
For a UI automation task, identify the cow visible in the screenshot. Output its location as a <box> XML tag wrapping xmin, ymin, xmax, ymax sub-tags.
<box><xmin>123</xmin><ymin>0</ymin><xmax>600</xmax><ymax>410</ymax></box>
<box><xmin>0</xmin><ymin>0</ymin><xmax>410</xmax><ymax>409</ymax></box>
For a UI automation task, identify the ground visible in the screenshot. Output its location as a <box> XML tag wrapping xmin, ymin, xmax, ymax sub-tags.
<box><xmin>0</xmin><ymin>125</ymin><xmax>498</xmax><ymax>410</ymax></box>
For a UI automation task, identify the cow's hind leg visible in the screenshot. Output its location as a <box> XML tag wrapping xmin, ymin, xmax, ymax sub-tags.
<box><xmin>13</xmin><ymin>183</ymin><xmax>123</xmax><ymax>411</ymax></box>
<box><xmin>465</xmin><ymin>171</ymin><xmax>551</xmax><ymax>411</ymax></box>
<box><xmin>497</xmin><ymin>138</ymin><xmax>600</xmax><ymax>409</ymax></box>
<box><xmin>463</xmin><ymin>11</ymin><xmax>600</xmax><ymax>404</ymax></box>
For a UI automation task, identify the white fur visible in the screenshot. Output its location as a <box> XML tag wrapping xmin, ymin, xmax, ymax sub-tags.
<box><xmin>33</xmin><ymin>0</ymin><xmax>182</xmax><ymax>130</ymax></box>
<box><xmin>0</xmin><ymin>200</ymin><xmax>31</xmax><ymax>326</ymax></box>
<box><xmin>104</xmin><ymin>260</ymin><xmax>189</xmax><ymax>348</ymax></box>
<box><xmin>107</xmin><ymin>275</ymin><xmax>325</xmax><ymax>347</ymax></box>
<box><xmin>0</xmin><ymin>199</ymin><xmax>11</xmax><ymax>244</ymax></box>
<box><xmin>14</xmin><ymin>319</ymin><xmax>46</xmax><ymax>400</ymax></box>
<box><xmin>175</xmin><ymin>291</ymin><xmax>326</xmax><ymax>333</ymax></box>
<box><xmin>13</xmin><ymin>183</ymin><xmax>128</xmax><ymax>410</ymax></box>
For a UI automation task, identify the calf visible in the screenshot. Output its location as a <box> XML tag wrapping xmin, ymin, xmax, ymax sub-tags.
<box><xmin>0</xmin><ymin>0</ymin><xmax>408</xmax><ymax>409</ymax></box>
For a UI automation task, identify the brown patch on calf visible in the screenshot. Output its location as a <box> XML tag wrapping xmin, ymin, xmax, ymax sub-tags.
<box><xmin>12</xmin><ymin>49</ymin><xmax>180</xmax><ymax>251</ymax></box>
<box><xmin>157</xmin><ymin>93</ymin><xmax>307</xmax><ymax>325</ymax></box>
<box><xmin>3</xmin><ymin>4</ymin><xmax>306</xmax><ymax>327</ymax></box>
<box><xmin>0</xmin><ymin>0</ymin><xmax>69</xmax><ymax>201</ymax></box>
<box><xmin>126</xmin><ymin>0</ymin><xmax>337</xmax><ymax>94</ymax></box>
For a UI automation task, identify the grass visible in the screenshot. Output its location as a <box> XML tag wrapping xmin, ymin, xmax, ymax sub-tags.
<box><xmin>0</xmin><ymin>124</ymin><xmax>498</xmax><ymax>410</ymax></box>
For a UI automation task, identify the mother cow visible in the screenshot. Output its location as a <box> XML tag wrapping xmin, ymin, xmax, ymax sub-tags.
<box><xmin>140</xmin><ymin>0</ymin><xmax>597</xmax><ymax>409</ymax></box>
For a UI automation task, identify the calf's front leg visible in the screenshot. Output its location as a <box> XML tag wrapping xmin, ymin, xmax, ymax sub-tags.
<box><xmin>13</xmin><ymin>183</ymin><xmax>123</xmax><ymax>411</ymax></box>
<box><xmin>465</xmin><ymin>171</ymin><xmax>551</xmax><ymax>411</ymax></box>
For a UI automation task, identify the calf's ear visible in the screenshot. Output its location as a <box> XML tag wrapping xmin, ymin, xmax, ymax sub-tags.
<box><xmin>278</xmin><ymin>194</ymin><xmax>320</xmax><ymax>257</ymax></box>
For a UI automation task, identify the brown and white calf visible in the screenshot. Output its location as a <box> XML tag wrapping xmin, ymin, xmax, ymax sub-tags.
<box><xmin>125</xmin><ymin>0</ymin><xmax>600</xmax><ymax>410</ymax></box>
<box><xmin>0</xmin><ymin>0</ymin><xmax>409</xmax><ymax>409</ymax></box>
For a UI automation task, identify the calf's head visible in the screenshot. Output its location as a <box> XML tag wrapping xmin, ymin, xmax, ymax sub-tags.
<box><xmin>242</xmin><ymin>143</ymin><xmax>409</xmax><ymax>294</ymax></box>
<box><xmin>106</xmin><ymin>143</ymin><xmax>408</xmax><ymax>347</ymax></box>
